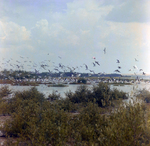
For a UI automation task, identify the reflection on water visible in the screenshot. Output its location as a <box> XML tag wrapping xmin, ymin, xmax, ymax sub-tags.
<box><xmin>0</xmin><ymin>83</ymin><xmax>150</xmax><ymax>100</ymax></box>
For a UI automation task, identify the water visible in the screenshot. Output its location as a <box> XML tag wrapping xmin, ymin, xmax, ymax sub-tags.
<box><xmin>1</xmin><ymin>82</ymin><xmax>150</xmax><ymax>99</ymax></box>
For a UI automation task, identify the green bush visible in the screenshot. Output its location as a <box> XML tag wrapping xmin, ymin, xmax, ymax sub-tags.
<box><xmin>65</xmin><ymin>83</ymin><xmax>128</xmax><ymax>108</ymax></box>
<box><xmin>47</xmin><ymin>91</ymin><xmax>61</xmax><ymax>101</ymax></box>
<box><xmin>66</xmin><ymin>101</ymin><xmax>150</xmax><ymax>146</ymax></box>
<box><xmin>0</xmin><ymin>85</ymin><xmax>12</xmax><ymax>99</ymax></box>
<box><xmin>1</xmin><ymin>86</ymin><xmax>150</xmax><ymax>145</ymax></box>
<box><xmin>103</xmin><ymin>102</ymin><xmax>149</xmax><ymax>146</ymax></box>
<box><xmin>56</xmin><ymin>97</ymin><xmax>78</xmax><ymax>112</ymax></box>
<box><xmin>0</xmin><ymin>86</ymin><xmax>12</xmax><ymax>115</ymax></box>
<box><xmin>1</xmin><ymin>87</ymin><xmax>70</xmax><ymax>145</ymax></box>
<box><xmin>65</xmin><ymin>85</ymin><xmax>91</xmax><ymax>104</ymax></box>
<box><xmin>135</xmin><ymin>88</ymin><xmax>150</xmax><ymax>103</ymax></box>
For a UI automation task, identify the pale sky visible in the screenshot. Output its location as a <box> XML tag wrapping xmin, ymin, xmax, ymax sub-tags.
<box><xmin>0</xmin><ymin>0</ymin><xmax>150</xmax><ymax>75</ymax></box>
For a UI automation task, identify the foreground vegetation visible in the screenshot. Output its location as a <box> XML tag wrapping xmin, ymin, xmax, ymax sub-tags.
<box><xmin>0</xmin><ymin>83</ymin><xmax>149</xmax><ymax>145</ymax></box>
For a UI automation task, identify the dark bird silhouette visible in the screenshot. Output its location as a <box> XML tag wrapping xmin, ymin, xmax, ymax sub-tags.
<box><xmin>89</xmin><ymin>70</ymin><xmax>95</xmax><ymax>74</ymax></box>
<box><xmin>95</xmin><ymin>61</ymin><xmax>100</xmax><ymax>66</ymax></box>
<box><xmin>103</xmin><ymin>48</ymin><xmax>106</xmax><ymax>54</ymax></box>
<box><xmin>133</xmin><ymin>65</ymin><xmax>138</xmax><ymax>69</ymax></box>
<box><xmin>84</xmin><ymin>64</ymin><xmax>88</xmax><ymax>70</ymax></box>
<box><xmin>93</xmin><ymin>62</ymin><xmax>96</xmax><ymax>67</ymax></box>
<box><xmin>41</xmin><ymin>65</ymin><xmax>46</xmax><ymax>70</ymax></box>
<box><xmin>143</xmin><ymin>72</ymin><xmax>146</xmax><ymax>75</ymax></box>
<box><xmin>116</xmin><ymin>59</ymin><xmax>120</xmax><ymax>63</ymax></box>
<box><xmin>114</xmin><ymin>69</ymin><xmax>120</xmax><ymax>73</ymax></box>
<box><xmin>54</xmin><ymin>68</ymin><xmax>59</xmax><ymax>71</ymax></box>
<box><xmin>118</xmin><ymin>66</ymin><xmax>121</xmax><ymax>69</ymax></box>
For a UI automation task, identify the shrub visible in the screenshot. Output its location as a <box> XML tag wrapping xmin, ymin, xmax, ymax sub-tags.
<box><xmin>135</xmin><ymin>88</ymin><xmax>150</xmax><ymax>103</ymax></box>
<box><xmin>67</xmin><ymin>101</ymin><xmax>150</xmax><ymax>146</ymax></box>
<box><xmin>65</xmin><ymin>83</ymin><xmax>128</xmax><ymax>108</ymax></box>
<box><xmin>2</xmin><ymin>85</ymin><xmax>150</xmax><ymax>145</ymax></box>
<box><xmin>65</xmin><ymin>85</ymin><xmax>92</xmax><ymax>104</ymax></box>
<box><xmin>103</xmin><ymin>101</ymin><xmax>149</xmax><ymax>146</ymax></box>
<box><xmin>0</xmin><ymin>85</ymin><xmax>12</xmax><ymax>99</ymax></box>
<box><xmin>5</xmin><ymin>87</ymin><xmax>45</xmax><ymax>115</ymax></box>
<box><xmin>0</xmin><ymin>86</ymin><xmax>12</xmax><ymax>115</ymax></box>
<box><xmin>47</xmin><ymin>91</ymin><xmax>61</xmax><ymax>101</ymax></box>
<box><xmin>57</xmin><ymin>97</ymin><xmax>78</xmax><ymax>112</ymax></box>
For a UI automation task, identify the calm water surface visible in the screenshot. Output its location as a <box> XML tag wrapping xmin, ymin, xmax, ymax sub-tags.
<box><xmin>1</xmin><ymin>83</ymin><xmax>150</xmax><ymax>100</ymax></box>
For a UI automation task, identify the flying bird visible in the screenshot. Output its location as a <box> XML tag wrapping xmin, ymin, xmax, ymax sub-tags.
<box><xmin>89</xmin><ymin>70</ymin><xmax>95</xmax><ymax>74</ymax></box>
<box><xmin>114</xmin><ymin>69</ymin><xmax>120</xmax><ymax>73</ymax></box>
<box><xmin>95</xmin><ymin>61</ymin><xmax>100</xmax><ymax>66</ymax></box>
<box><xmin>103</xmin><ymin>48</ymin><xmax>106</xmax><ymax>54</ymax></box>
<box><xmin>116</xmin><ymin>59</ymin><xmax>120</xmax><ymax>63</ymax></box>
<box><xmin>84</xmin><ymin>64</ymin><xmax>88</xmax><ymax>70</ymax></box>
<box><xmin>93</xmin><ymin>63</ymin><xmax>96</xmax><ymax>67</ymax></box>
<box><xmin>133</xmin><ymin>65</ymin><xmax>138</xmax><ymax>70</ymax></box>
<box><xmin>143</xmin><ymin>72</ymin><xmax>146</xmax><ymax>75</ymax></box>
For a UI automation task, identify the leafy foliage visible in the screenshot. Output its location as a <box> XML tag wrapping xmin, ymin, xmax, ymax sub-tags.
<box><xmin>135</xmin><ymin>88</ymin><xmax>150</xmax><ymax>103</ymax></box>
<box><xmin>65</xmin><ymin>83</ymin><xmax>128</xmax><ymax>108</ymax></box>
<box><xmin>47</xmin><ymin>91</ymin><xmax>61</xmax><ymax>101</ymax></box>
<box><xmin>0</xmin><ymin>85</ymin><xmax>12</xmax><ymax>99</ymax></box>
<box><xmin>0</xmin><ymin>85</ymin><xmax>149</xmax><ymax>145</ymax></box>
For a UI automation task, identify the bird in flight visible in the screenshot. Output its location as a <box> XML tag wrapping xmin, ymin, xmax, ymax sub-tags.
<box><xmin>103</xmin><ymin>48</ymin><xmax>106</xmax><ymax>54</ymax></box>
<box><xmin>95</xmin><ymin>61</ymin><xmax>100</xmax><ymax>66</ymax></box>
<box><xmin>114</xmin><ymin>69</ymin><xmax>120</xmax><ymax>73</ymax></box>
<box><xmin>139</xmin><ymin>69</ymin><xmax>143</xmax><ymax>71</ymax></box>
<box><xmin>133</xmin><ymin>65</ymin><xmax>138</xmax><ymax>70</ymax></box>
<box><xmin>84</xmin><ymin>64</ymin><xmax>88</xmax><ymax>70</ymax></box>
<box><xmin>143</xmin><ymin>72</ymin><xmax>146</xmax><ymax>75</ymax></box>
<box><xmin>116</xmin><ymin>59</ymin><xmax>120</xmax><ymax>63</ymax></box>
<box><xmin>93</xmin><ymin>62</ymin><xmax>96</xmax><ymax>67</ymax></box>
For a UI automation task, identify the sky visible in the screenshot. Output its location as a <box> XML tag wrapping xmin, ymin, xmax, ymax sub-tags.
<box><xmin>0</xmin><ymin>0</ymin><xmax>150</xmax><ymax>75</ymax></box>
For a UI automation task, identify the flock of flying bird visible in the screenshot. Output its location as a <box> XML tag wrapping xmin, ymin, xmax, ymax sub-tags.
<box><xmin>0</xmin><ymin>47</ymin><xmax>147</xmax><ymax>80</ymax></box>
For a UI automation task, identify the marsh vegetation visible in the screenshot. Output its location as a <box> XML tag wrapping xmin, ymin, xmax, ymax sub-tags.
<box><xmin>0</xmin><ymin>83</ymin><xmax>149</xmax><ymax>145</ymax></box>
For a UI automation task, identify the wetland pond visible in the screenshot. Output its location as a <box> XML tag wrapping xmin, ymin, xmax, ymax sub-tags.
<box><xmin>1</xmin><ymin>82</ymin><xmax>150</xmax><ymax>101</ymax></box>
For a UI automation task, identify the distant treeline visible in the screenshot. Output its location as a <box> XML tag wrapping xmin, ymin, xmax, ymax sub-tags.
<box><xmin>0</xmin><ymin>69</ymin><xmax>129</xmax><ymax>79</ymax></box>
